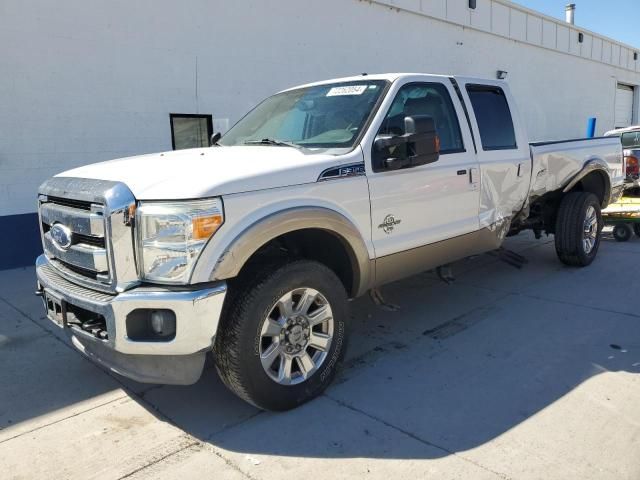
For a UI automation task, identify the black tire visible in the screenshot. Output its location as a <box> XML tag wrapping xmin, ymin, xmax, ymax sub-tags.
<box><xmin>213</xmin><ymin>260</ymin><xmax>348</xmax><ymax>411</ymax></box>
<box><xmin>614</xmin><ymin>224</ymin><xmax>633</xmax><ymax>242</ymax></box>
<box><xmin>633</xmin><ymin>223</ymin><xmax>640</xmax><ymax>238</ymax></box>
<box><xmin>554</xmin><ymin>192</ymin><xmax>603</xmax><ymax>266</ymax></box>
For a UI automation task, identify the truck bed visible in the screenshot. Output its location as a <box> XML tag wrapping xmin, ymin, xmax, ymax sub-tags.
<box><xmin>528</xmin><ymin>136</ymin><xmax>624</xmax><ymax>202</ymax></box>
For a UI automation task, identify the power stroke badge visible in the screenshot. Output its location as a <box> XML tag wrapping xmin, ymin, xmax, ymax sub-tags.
<box><xmin>378</xmin><ymin>214</ymin><xmax>401</xmax><ymax>234</ymax></box>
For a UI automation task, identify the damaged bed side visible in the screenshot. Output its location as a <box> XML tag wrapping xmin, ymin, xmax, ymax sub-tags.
<box><xmin>508</xmin><ymin>136</ymin><xmax>624</xmax><ymax>239</ymax></box>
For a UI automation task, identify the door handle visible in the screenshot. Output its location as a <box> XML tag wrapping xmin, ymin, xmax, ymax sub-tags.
<box><xmin>457</xmin><ymin>169</ymin><xmax>467</xmax><ymax>176</ymax></box>
<box><xmin>469</xmin><ymin>167</ymin><xmax>479</xmax><ymax>184</ymax></box>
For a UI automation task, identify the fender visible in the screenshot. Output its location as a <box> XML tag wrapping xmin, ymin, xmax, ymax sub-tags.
<box><xmin>562</xmin><ymin>157</ymin><xmax>612</xmax><ymax>207</ymax></box>
<box><xmin>205</xmin><ymin>207</ymin><xmax>374</xmax><ymax>297</ymax></box>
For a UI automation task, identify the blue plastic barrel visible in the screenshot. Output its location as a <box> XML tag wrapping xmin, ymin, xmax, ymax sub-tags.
<box><xmin>586</xmin><ymin>117</ymin><xmax>597</xmax><ymax>138</ymax></box>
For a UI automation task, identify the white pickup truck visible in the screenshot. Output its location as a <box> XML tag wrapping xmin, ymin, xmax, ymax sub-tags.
<box><xmin>36</xmin><ymin>73</ymin><xmax>624</xmax><ymax>410</ymax></box>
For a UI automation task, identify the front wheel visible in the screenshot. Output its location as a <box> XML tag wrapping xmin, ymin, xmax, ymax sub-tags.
<box><xmin>213</xmin><ymin>260</ymin><xmax>348</xmax><ymax>411</ymax></box>
<box><xmin>555</xmin><ymin>192</ymin><xmax>603</xmax><ymax>266</ymax></box>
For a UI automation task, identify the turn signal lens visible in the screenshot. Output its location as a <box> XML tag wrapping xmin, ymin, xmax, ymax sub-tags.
<box><xmin>193</xmin><ymin>214</ymin><xmax>223</xmax><ymax>240</ymax></box>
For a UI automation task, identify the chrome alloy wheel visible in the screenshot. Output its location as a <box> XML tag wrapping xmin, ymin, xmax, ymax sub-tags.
<box><xmin>259</xmin><ymin>288</ymin><xmax>334</xmax><ymax>385</ymax></box>
<box><xmin>583</xmin><ymin>205</ymin><xmax>598</xmax><ymax>254</ymax></box>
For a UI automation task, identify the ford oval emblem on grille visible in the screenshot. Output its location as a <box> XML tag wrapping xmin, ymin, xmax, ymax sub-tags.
<box><xmin>50</xmin><ymin>223</ymin><xmax>73</xmax><ymax>250</ymax></box>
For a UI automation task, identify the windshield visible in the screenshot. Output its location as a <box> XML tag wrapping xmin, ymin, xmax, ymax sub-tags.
<box><xmin>621</xmin><ymin>131</ymin><xmax>640</xmax><ymax>149</ymax></box>
<box><xmin>220</xmin><ymin>80</ymin><xmax>388</xmax><ymax>149</ymax></box>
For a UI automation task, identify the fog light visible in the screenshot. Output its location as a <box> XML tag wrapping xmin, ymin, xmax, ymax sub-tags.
<box><xmin>126</xmin><ymin>309</ymin><xmax>176</xmax><ymax>341</ymax></box>
<box><xmin>151</xmin><ymin>310</ymin><xmax>174</xmax><ymax>336</ymax></box>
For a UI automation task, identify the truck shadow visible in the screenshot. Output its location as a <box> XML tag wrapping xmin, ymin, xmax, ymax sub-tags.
<box><xmin>1</xmin><ymin>234</ymin><xmax>638</xmax><ymax>463</ymax></box>
<box><xmin>130</xmin><ymin>235</ymin><xmax>640</xmax><ymax>460</ymax></box>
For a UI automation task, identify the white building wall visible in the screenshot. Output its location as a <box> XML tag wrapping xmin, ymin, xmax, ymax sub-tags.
<box><xmin>0</xmin><ymin>0</ymin><xmax>639</xmax><ymax>225</ymax></box>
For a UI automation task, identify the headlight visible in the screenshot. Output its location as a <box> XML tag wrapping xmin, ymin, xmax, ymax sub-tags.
<box><xmin>136</xmin><ymin>198</ymin><xmax>224</xmax><ymax>284</ymax></box>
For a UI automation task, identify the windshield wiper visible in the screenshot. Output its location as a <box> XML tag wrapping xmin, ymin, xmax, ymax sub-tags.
<box><xmin>244</xmin><ymin>138</ymin><xmax>302</xmax><ymax>149</ymax></box>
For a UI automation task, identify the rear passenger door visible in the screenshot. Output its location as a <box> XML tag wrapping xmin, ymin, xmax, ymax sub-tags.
<box><xmin>364</xmin><ymin>77</ymin><xmax>480</xmax><ymax>258</ymax></box>
<box><xmin>456</xmin><ymin>80</ymin><xmax>531</xmax><ymax>229</ymax></box>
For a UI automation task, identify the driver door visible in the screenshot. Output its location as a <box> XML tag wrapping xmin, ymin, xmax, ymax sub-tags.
<box><xmin>364</xmin><ymin>78</ymin><xmax>480</xmax><ymax>275</ymax></box>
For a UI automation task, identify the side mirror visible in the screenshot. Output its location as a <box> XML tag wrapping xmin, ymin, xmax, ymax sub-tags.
<box><xmin>373</xmin><ymin>115</ymin><xmax>440</xmax><ymax>170</ymax></box>
<box><xmin>210</xmin><ymin>132</ymin><xmax>222</xmax><ymax>146</ymax></box>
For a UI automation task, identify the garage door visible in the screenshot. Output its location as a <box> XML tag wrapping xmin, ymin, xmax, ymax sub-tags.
<box><xmin>615</xmin><ymin>84</ymin><xmax>634</xmax><ymax>128</ymax></box>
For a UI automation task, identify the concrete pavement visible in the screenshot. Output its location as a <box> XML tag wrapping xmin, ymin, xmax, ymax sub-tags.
<box><xmin>1</xmin><ymin>231</ymin><xmax>639</xmax><ymax>479</ymax></box>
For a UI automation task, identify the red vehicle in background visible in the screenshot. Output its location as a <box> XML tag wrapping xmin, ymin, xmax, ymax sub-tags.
<box><xmin>605</xmin><ymin>126</ymin><xmax>640</xmax><ymax>193</ymax></box>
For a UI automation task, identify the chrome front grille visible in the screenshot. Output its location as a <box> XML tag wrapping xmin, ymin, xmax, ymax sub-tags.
<box><xmin>41</xmin><ymin>202</ymin><xmax>105</xmax><ymax>237</ymax></box>
<box><xmin>41</xmin><ymin>199</ymin><xmax>109</xmax><ymax>279</ymax></box>
<box><xmin>38</xmin><ymin>177</ymin><xmax>139</xmax><ymax>293</ymax></box>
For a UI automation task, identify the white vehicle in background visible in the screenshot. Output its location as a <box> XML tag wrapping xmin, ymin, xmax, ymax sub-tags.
<box><xmin>605</xmin><ymin>126</ymin><xmax>640</xmax><ymax>192</ymax></box>
<box><xmin>36</xmin><ymin>73</ymin><xmax>624</xmax><ymax>410</ymax></box>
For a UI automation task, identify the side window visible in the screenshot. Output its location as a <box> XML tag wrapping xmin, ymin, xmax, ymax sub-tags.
<box><xmin>378</xmin><ymin>82</ymin><xmax>464</xmax><ymax>154</ymax></box>
<box><xmin>466</xmin><ymin>86</ymin><xmax>517</xmax><ymax>150</ymax></box>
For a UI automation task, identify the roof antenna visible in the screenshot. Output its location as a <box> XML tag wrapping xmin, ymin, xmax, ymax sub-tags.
<box><xmin>361</xmin><ymin>72</ymin><xmax>368</xmax><ymax>76</ymax></box>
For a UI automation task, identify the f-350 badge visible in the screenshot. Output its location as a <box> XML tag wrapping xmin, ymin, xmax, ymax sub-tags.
<box><xmin>378</xmin><ymin>214</ymin><xmax>401</xmax><ymax>234</ymax></box>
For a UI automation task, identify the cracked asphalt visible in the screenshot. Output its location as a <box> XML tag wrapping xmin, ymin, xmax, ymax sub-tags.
<box><xmin>1</xmin><ymin>230</ymin><xmax>639</xmax><ymax>479</ymax></box>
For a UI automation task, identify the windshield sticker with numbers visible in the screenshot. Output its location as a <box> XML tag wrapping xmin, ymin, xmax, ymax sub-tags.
<box><xmin>326</xmin><ymin>85</ymin><xmax>368</xmax><ymax>96</ymax></box>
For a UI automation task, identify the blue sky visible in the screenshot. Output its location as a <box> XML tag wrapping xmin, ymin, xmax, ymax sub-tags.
<box><xmin>513</xmin><ymin>0</ymin><xmax>639</xmax><ymax>48</ymax></box>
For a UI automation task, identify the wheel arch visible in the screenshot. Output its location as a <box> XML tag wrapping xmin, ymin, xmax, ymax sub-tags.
<box><xmin>562</xmin><ymin>158</ymin><xmax>612</xmax><ymax>208</ymax></box>
<box><xmin>207</xmin><ymin>207</ymin><xmax>373</xmax><ymax>298</ymax></box>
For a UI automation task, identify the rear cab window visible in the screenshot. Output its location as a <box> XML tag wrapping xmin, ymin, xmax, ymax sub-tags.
<box><xmin>466</xmin><ymin>85</ymin><xmax>517</xmax><ymax>151</ymax></box>
<box><xmin>621</xmin><ymin>131</ymin><xmax>640</xmax><ymax>149</ymax></box>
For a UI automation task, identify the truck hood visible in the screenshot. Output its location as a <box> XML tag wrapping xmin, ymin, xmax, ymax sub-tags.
<box><xmin>57</xmin><ymin>146</ymin><xmax>357</xmax><ymax>199</ymax></box>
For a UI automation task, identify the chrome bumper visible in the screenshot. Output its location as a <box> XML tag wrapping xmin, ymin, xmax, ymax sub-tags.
<box><xmin>35</xmin><ymin>255</ymin><xmax>227</xmax><ymax>384</ymax></box>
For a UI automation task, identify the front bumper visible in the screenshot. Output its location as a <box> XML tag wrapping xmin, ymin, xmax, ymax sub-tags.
<box><xmin>36</xmin><ymin>255</ymin><xmax>227</xmax><ymax>384</ymax></box>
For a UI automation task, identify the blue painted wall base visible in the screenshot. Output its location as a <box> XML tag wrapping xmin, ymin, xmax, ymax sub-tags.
<box><xmin>0</xmin><ymin>213</ymin><xmax>42</xmax><ymax>270</ymax></box>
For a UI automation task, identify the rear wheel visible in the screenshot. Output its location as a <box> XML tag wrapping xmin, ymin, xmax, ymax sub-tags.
<box><xmin>555</xmin><ymin>192</ymin><xmax>602</xmax><ymax>266</ymax></box>
<box><xmin>614</xmin><ymin>223</ymin><xmax>633</xmax><ymax>242</ymax></box>
<box><xmin>214</xmin><ymin>260</ymin><xmax>348</xmax><ymax>411</ymax></box>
